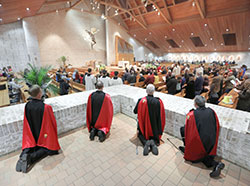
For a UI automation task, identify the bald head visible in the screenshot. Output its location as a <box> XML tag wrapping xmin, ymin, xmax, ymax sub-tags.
<box><xmin>96</xmin><ymin>81</ymin><xmax>104</xmax><ymax>90</ymax></box>
<box><xmin>146</xmin><ymin>84</ymin><xmax>155</xmax><ymax>96</ymax></box>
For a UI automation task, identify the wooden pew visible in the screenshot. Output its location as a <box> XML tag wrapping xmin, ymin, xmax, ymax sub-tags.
<box><xmin>70</xmin><ymin>80</ymin><xmax>85</xmax><ymax>91</ymax></box>
<box><xmin>0</xmin><ymin>82</ymin><xmax>10</xmax><ymax>107</ymax></box>
<box><xmin>218</xmin><ymin>89</ymin><xmax>239</xmax><ymax>109</ymax></box>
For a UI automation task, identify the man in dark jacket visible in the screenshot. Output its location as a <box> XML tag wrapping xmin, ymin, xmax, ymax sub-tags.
<box><xmin>58</xmin><ymin>77</ymin><xmax>71</xmax><ymax>95</ymax></box>
<box><xmin>167</xmin><ymin>75</ymin><xmax>177</xmax><ymax>95</ymax></box>
<box><xmin>194</xmin><ymin>72</ymin><xmax>204</xmax><ymax>95</ymax></box>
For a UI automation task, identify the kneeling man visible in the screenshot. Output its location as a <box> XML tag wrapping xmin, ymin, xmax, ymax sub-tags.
<box><xmin>86</xmin><ymin>81</ymin><xmax>113</xmax><ymax>142</ymax></box>
<box><xmin>179</xmin><ymin>95</ymin><xmax>225</xmax><ymax>178</ymax></box>
<box><xmin>134</xmin><ymin>84</ymin><xmax>165</xmax><ymax>156</ymax></box>
<box><xmin>16</xmin><ymin>85</ymin><xmax>60</xmax><ymax>173</ymax></box>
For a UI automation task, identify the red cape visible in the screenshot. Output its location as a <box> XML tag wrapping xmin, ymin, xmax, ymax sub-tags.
<box><xmin>184</xmin><ymin>110</ymin><xmax>220</xmax><ymax>161</ymax></box>
<box><xmin>22</xmin><ymin>104</ymin><xmax>60</xmax><ymax>151</ymax></box>
<box><xmin>86</xmin><ymin>93</ymin><xmax>113</xmax><ymax>134</ymax></box>
<box><xmin>137</xmin><ymin>97</ymin><xmax>166</xmax><ymax>140</ymax></box>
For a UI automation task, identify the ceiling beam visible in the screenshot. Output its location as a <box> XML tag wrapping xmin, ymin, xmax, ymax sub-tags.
<box><xmin>97</xmin><ymin>0</ymin><xmax>147</xmax><ymax>29</ymax></box>
<box><xmin>195</xmin><ymin>0</ymin><xmax>205</xmax><ymax>19</ymax></box>
<box><xmin>162</xmin><ymin>0</ymin><xmax>172</xmax><ymax>22</ymax></box>
<box><xmin>148</xmin><ymin>0</ymin><xmax>171</xmax><ymax>24</ymax></box>
<box><xmin>70</xmin><ymin>0</ymin><xmax>82</xmax><ymax>9</ymax></box>
<box><xmin>132</xmin><ymin>0</ymin><xmax>147</xmax><ymax>26</ymax></box>
<box><xmin>45</xmin><ymin>0</ymin><xmax>72</xmax><ymax>5</ymax></box>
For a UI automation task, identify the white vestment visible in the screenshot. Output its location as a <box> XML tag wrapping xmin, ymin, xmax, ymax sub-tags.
<box><xmin>109</xmin><ymin>77</ymin><xmax>123</xmax><ymax>86</ymax></box>
<box><xmin>85</xmin><ymin>74</ymin><xmax>96</xmax><ymax>90</ymax></box>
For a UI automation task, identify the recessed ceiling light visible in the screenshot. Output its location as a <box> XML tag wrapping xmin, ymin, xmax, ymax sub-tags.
<box><xmin>180</xmin><ymin>45</ymin><xmax>182</xmax><ymax>48</ymax></box>
<box><xmin>192</xmin><ymin>2</ymin><xmax>195</xmax><ymax>6</ymax></box>
<box><xmin>191</xmin><ymin>32</ymin><xmax>194</xmax><ymax>36</ymax></box>
<box><xmin>67</xmin><ymin>1</ymin><xmax>70</xmax><ymax>4</ymax></box>
<box><xmin>17</xmin><ymin>17</ymin><xmax>21</xmax><ymax>20</ymax></box>
<box><xmin>158</xmin><ymin>12</ymin><xmax>160</xmax><ymax>16</ymax></box>
<box><xmin>149</xmin><ymin>32</ymin><xmax>152</xmax><ymax>35</ymax></box>
<box><xmin>181</xmin><ymin>40</ymin><xmax>184</xmax><ymax>43</ymax></box>
<box><xmin>221</xmin><ymin>43</ymin><xmax>224</xmax><ymax>45</ymax></box>
<box><xmin>26</xmin><ymin>8</ymin><xmax>30</xmax><ymax>11</ymax></box>
<box><xmin>172</xmin><ymin>28</ymin><xmax>175</xmax><ymax>31</ymax></box>
<box><xmin>248</xmin><ymin>48</ymin><xmax>250</xmax><ymax>50</ymax></box>
<box><xmin>145</xmin><ymin>38</ymin><xmax>147</xmax><ymax>40</ymax></box>
<box><xmin>81</xmin><ymin>8</ymin><xmax>83</xmax><ymax>12</ymax></box>
<box><xmin>226</xmin><ymin>28</ymin><xmax>229</xmax><ymax>32</ymax></box>
<box><xmin>204</xmin><ymin>44</ymin><xmax>207</xmax><ymax>46</ymax></box>
<box><xmin>210</xmin><ymin>37</ymin><xmax>213</xmax><ymax>40</ymax></box>
<box><xmin>134</xmin><ymin>34</ymin><xmax>136</xmax><ymax>37</ymax></box>
<box><xmin>0</xmin><ymin>18</ymin><xmax>2</xmax><ymax>22</ymax></box>
<box><xmin>169</xmin><ymin>46</ymin><xmax>171</xmax><ymax>48</ymax></box>
<box><xmin>56</xmin><ymin>9</ymin><xmax>59</xmax><ymax>13</ymax></box>
<box><xmin>214</xmin><ymin>48</ymin><xmax>217</xmax><ymax>51</ymax></box>
<box><xmin>204</xmin><ymin>23</ymin><xmax>208</xmax><ymax>27</ymax></box>
<box><xmin>164</xmin><ymin>36</ymin><xmax>167</xmax><ymax>39</ymax></box>
<box><xmin>0</xmin><ymin>4</ymin><xmax>2</xmax><ymax>7</ymax></box>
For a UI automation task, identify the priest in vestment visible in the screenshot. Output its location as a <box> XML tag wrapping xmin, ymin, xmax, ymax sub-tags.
<box><xmin>16</xmin><ymin>85</ymin><xmax>60</xmax><ymax>173</ymax></box>
<box><xmin>86</xmin><ymin>81</ymin><xmax>113</xmax><ymax>142</ymax></box>
<box><xmin>179</xmin><ymin>95</ymin><xmax>225</xmax><ymax>178</ymax></box>
<box><xmin>134</xmin><ymin>84</ymin><xmax>165</xmax><ymax>156</ymax></box>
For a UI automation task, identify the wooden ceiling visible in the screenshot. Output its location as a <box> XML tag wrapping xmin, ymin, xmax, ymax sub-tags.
<box><xmin>99</xmin><ymin>0</ymin><xmax>250</xmax><ymax>55</ymax></box>
<box><xmin>0</xmin><ymin>0</ymin><xmax>249</xmax><ymax>55</ymax></box>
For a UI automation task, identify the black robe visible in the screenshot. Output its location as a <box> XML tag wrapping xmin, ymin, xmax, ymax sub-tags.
<box><xmin>90</xmin><ymin>90</ymin><xmax>105</xmax><ymax>127</ymax></box>
<box><xmin>25</xmin><ymin>98</ymin><xmax>44</xmax><ymax>143</ymax></box>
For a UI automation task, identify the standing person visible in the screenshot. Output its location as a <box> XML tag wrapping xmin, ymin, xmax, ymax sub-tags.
<box><xmin>109</xmin><ymin>71</ymin><xmax>123</xmax><ymax>86</ymax></box>
<box><xmin>196</xmin><ymin>64</ymin><xmax>204</xmax><ymax>77</ymax></box>
<box><xmin>167</xmin><ymin>75</ymin><xmax>177</xmax><ymax>95</ymax></box>
<box><xmin>184</xmin><ymin>76</ymin><xmax>196</xmax><ymax>99</ymax></box>
<box><xmin>99</xmin><ymin>70</ymin><xmax>110</xmax><ymax>87</ymax></box>
<box><xmin>16</xmin><ymin>85</ymin><xmax>60</xmax><ymax>173</ymax></box>
<box><xmin>85</xmin><ymin>68</ymin><xmax>96</xmax><ymax>90</ymax></box>
<box><xmin>194</xmin><ymin>72</ymin><xmax>204</xmax><ymax>95</ymax></box>
<box><xmin>58</xmin><ymin>77</ymin><xmax>71</xmax><ymax>95</ymax></box>
<box><xmin>134</xmin><ymin>84</ymin><xmax>165</xmax><ymax>156</ymax></box>
<box><xmin>179</xmin><ymin>96</ymin><xmax>224</xmax><ymax>178</ymax></box>
<box><xmin>86</xmin><ymin>81</ymin><xmax>113</xmax><ymax>142</ymax></box>
<box><xmin>176</xmin><ymin>62</ymin><xmax>181</xmax><ymax>76</ymax></box>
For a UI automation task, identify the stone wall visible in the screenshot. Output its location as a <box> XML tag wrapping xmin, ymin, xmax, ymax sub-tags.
<box><xmin>0</xmin><ymin>85</ymin><xmax>250</xmax><ymax>170</ymax></box>
<box><xmin>0</xmin><ymin>22</ymin><xmax>30</xmax><ymax>72</ymax></box>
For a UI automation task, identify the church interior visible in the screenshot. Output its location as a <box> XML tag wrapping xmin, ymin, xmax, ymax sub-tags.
<box><xmin>0</xmin><ymin>0</ymin><xmax>250</xmax><ymax>185</ymax></box>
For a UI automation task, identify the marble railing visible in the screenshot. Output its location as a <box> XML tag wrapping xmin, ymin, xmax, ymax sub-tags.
<box><xmin>0</xmin><ymin>85</ymin><xmax>250</xmax><ymax>170</ymax></box>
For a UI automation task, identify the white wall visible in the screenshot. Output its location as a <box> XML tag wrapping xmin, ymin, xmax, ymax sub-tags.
<box><xmin>106</xmin><ymin>19</ymin><xmax>157</xmax><ymax>65</ymax></box>
<box><xmin>162</xmin><ymin>52</ymin><xmax>250</xmax><ymax>66</ymax></box>
<box><xmin>0</xmin><ymin>22</ymin><xmax>30</xmax><ymax>72</ymax></box>
<box><xmin>23</xmin><ymin>9</ymin><xmax>106</xmax><ymax>68</ymax></box>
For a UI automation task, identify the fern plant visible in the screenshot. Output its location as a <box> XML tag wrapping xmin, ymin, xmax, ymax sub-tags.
<box><xmin>21</xmin><ymin>63</ymin><xmax>59</xmax><ymax>95</ymax></box>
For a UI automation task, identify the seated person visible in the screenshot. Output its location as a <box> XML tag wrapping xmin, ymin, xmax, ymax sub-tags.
<box><xmin>86</xmin><ymin>81</ymin><xmax>113</xmax><ymax>142</ymax></box>
<box><xmin>109</xmin><ymin>71</ymin><xmax>123</xmax><ymax>86</ymax></box>
<box><xmin>138</xmin><ymin>74</ymin><xmax>145</xmax><ymax>82</ymax></box>
<box><xmin>184</xmin><ymin>76</ymin><xmax>195</xmax><ymax>99</ymax></box>
<box><xmin>134</xmin><ymin>84</ymin><xmax>165</xmax><ymax>156</ymax></box>
<box><xmin>154</xmin><ymin>72</ymin><xmax>159</xmax><ymax>84</ymax></box>
<box><xmin>16</xmin><ymin>85</ymin><xmax>60</xmax><ymax>173</ymax></box>
<box><xmin>236</xmin><ymin>79</ymin><xmax>250</xmax><ymax>112</ymax></box>
<box><xmin>144</xmin><ymin>72</ymin><xmax>155</xmax><ymax>85</ymax></box>
<box><xmin>179</xmin><ymin>96</ymin><xmax>224</xmax><ymax>178</ymax></box>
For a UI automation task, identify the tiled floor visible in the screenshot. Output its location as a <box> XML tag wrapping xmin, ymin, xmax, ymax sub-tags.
<box><xmin>0</xmin><ymin>114</ymin><xmax>249</xmax><ymax>186</ymax></box>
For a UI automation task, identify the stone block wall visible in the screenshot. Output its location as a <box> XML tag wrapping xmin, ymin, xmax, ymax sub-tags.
<box><xmin>0</xmin><ymin>85</ymin><xmax>250</xmax><ymax>170</ymax></box>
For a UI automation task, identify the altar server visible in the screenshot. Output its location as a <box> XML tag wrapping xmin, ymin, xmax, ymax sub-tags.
<box><xmin>86</xmin><ymin>81</ymin><xmax>113</xmax><ymax>142</ymax></box>
<box><xmin>16</xmin><ymin>85</ymin><xmax>60</xmax><ymax>173</ymax></box>
<box><xmin>109</xmin><ymin>71</ymin><xmax>123</xmax><ymax>86</ymax></box>
<box><xmin>179</xmin><ymin>95</ymin><xmax>225</xmax><ymax>178</ymax></box>
<box><xmin>85</xmin><ymin>68</ymin><xmax>96</xmax><ymax>90</ymax></box>
<box><xmin>134</xmin><ymin>84</ymin><xmax>165</xmax><ymax>156</ymax></box>
<box><xmin>99</xmin><ymin>70</ymin><xmax>110</xmax><ymax>87</ymax></box>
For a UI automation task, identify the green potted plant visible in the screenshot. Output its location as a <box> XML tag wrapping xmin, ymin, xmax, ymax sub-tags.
<box><xmin>57</xmin><ymin>56</ymin><xmax>68</xmax><ymax>67</ymax></box>
<box><xmin>20</xmin><ymin>63</ymin><xmax>59</xmax><ymax>97</ymax></box>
